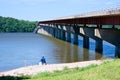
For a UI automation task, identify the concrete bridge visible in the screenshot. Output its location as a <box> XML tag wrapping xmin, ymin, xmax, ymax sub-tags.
<box><xmin>36</xmin><ymin>8</ymin><xmax>120</xmax><ymax>57</ymax></box>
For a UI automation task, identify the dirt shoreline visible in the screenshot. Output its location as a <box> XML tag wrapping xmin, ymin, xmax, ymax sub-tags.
<box><xmin>0</xmin><ymin>59</ymin><xmax>110</xmax><ymax>76</ymax></box>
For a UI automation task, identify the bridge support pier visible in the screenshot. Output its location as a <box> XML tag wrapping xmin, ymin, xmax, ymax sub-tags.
<box><xmin>66</xmin><ymin>26</ymin><xmax>71</xmax><ymax>42</ymax></box>
<box><xmin>95</xmin><ymin>38</ymin><xmax>103</xmax><ymax>53</ymax></box>
<box><xmin>58</xmin><ymin>29</ymin><xmax>61</xmax><ymax>39</ymax></box>
<box><xmin>55</xmin><ymin>26</ymin><xmax>58</xmax><ymax>38</ymax></box>
<box><xmin>61</xmin><ymin>30</ymin><xmax>66</xmax><ymax>40</ymax></box>
<box><xmin>52</xmin><ymin>28</ymin><xmax>55</xmax><ymax>37</ymax></box>
<box><xmin>44</xmin><ymin>27</ymin><xmax>50</xmax><ymax>36</ymax></box>
<box><xmin>60</xmin><ymin>26</ymin><xmax>66</xmax><ymax>40</ymax></box>
<box><xmin>115</xmin><ymin>46</ymin><xmax>120</xmax><ymax>58</ymax></box>
<box><xmin>66</xmin><ymin>31</ymin><xmax>71</xmax><ymax>42</ymax></box>
<box><xmin>73</xmin><ymin>25</ymin><xmax>79</xmax><ymax>45</ymax></box>
<box><xmin>74</xmin><ymin>33</ymin><xmax>78</xmax><ymax>44</ymax></box>
<box><xmin>50</xmin><ymin>27</ymin><xmax>53</xmax><ymax>36</ymax></box>
<box><xmin>83</xmin><ymin>35</ymin><xmax>89</xmax><ymax>48</ymax></box>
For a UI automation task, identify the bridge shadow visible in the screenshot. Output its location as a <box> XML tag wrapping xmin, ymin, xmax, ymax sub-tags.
<box><xmin>0</xmin><ymin>76</ymin><xmax>30</xmax><ymax>80</ymax></box>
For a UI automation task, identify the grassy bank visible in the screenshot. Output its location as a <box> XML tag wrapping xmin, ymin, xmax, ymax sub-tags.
<box><xmin>1</xmin><ymin>59</ymin><xmax>120</xmax><ymax>80</ymax></box>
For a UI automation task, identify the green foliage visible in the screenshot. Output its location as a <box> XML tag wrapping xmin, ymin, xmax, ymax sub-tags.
<box><xmin>0</xmin><ymin>16</ymin><xmax>37</xmax><ymax>32</ymax></box>
<box><xmin>0</xmin><ymin>76</ymin><xmax>30</xmax><ymax>80</ymax></box>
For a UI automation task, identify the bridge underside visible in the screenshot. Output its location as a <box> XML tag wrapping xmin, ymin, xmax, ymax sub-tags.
<box><xmin>37</xmin><ymin>9</ymin><xmax>120</xmax><ymax>58</ymax></box>
<box><xmin>36</xmin><ymin>25</ymin><xmax>120</xmax><ymax>58</ymax></box>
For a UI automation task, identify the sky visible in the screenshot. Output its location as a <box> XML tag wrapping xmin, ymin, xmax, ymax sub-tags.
<box><xmin>0</xmin><ymin>0</ymin><xmax>119</xmax><ymax>21</ymax></box>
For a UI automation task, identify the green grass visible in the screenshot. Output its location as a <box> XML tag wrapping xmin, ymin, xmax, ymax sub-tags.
<box><xmin>1</xmin><ymin>59</ymin><xmax>120</xmax><ymax>80</ymax></box>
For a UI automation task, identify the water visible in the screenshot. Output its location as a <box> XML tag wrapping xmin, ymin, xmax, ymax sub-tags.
<box><xmin>0</xmin><ymin>33</ymin><xmax>115</xmax><ymax>72</ymax></box>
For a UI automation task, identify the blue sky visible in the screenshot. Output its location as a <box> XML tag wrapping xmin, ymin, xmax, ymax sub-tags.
<box><xmin>0</xmin><ymin>0</ymin><xmax>119</xmax><ymax>21</ymax></box>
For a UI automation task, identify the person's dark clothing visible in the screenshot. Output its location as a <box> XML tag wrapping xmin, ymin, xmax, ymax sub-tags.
<box><xmin>40</xmin><ymin>56</ymin><xmax>47</xmax><ymax>65</ymax></box>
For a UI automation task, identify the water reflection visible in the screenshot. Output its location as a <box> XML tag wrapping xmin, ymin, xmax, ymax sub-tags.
<box><xmin>43</xmin><ymin>35</ymin><xmax>103</xmax><ymax>63</ymax></box>
<box><xmin>0</xmin><ymin>33</ymin><xmax>114</xmax><ymax>71</ymax></box>
<box><xmin>83</xmin><ymin>48</ymin><xmax>89</xmax><ymax>61</ymax></box>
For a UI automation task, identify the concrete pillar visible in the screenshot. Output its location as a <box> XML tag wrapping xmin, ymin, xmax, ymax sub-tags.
<box><xmin>50</xmin><ymin>27</ymin><xmax>55</xmax><ymax>37</ymax></box>
<box><xmin>54</xmin><ymin>28</ymin><xmax>57</xmax><ymax>38</ymax></box>
<box><xmin>115</xmin><ymin>45</ymin><xmax>120</xmax><ymax>58</ymax></box>
<box><xmin>66</xmin><ymin>26</ymin><xmax>71</xmax><ymax>42</ymax></box>
<box><xmin>95</xmin><ymin>38</ymin><xmax>103</xmax><ymax>53</ymax></box>
<box><xmin>52</xmin><ymin>28</ymin><xmax>55</xmax><ymax>37</ymax></box>
<box><xmin>59</xmin><ymin>26</ymin><xmax>65</xmax><ymax>40</ymax></box>
<box><xmin>74</xmin><ymin>33</ymin><xmax>78</xmax><ymax>44</ymax></box>
<box><xmin>55</xmin><ymin>26</ymin><xmax>58</xmax><ymax>38</ymax></box>
<box><xmin>58</xmin><ymin>25</ymin><xmax>62</xmax><ymax>39</ymax></box>
<box><xmin>48</xmin><ymin>27</ymin><xmax>53</xmax><ymax>36</ymax></box>
<box><xmin>61</xmin><ymin>30</ymin><xmax>63</xmax><ymax>39</ymax></box>
<box><xmin>83</xmin><ymin>35</ymin><xmax>89</xmax><ymax>48</ymax></box>
<box><xmin>73</xmin><ymin>25</ymin><xmax>79</xmax><ymax>45</ymax></box>
<box><xmin>67</xmin><ymin>31</ymin><xmax>71</xmax><ymax>42</ymax></box>
<box><xmin>48</xmin><ymin>27</ymin><xmax>50</xmax><ymax>35</ymax></box>
<box><xmin>57</xmin><ymin>29</ymin><xmax>61</xmax><ymax>39</ymax></box>
<box><xmin>51</xmin><ymin>28</ymin><xmax>53</xmax><ymax>36</ymax></box>
<box><xmin>62</xmin><ymin>30</ymin><xmax>66</xmax><ymax>40</ymax></box>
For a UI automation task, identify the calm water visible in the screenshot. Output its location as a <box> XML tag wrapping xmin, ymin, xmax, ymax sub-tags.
<box><xmin>0</xmin><ymin>33</ymin><xmax>115</xmax><ymax>72</ymax></box>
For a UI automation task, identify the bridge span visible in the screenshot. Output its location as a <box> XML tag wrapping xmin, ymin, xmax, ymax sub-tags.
<box><xmin>36</xmin><ymin>8</ymin><xmax>120</xmax><ymax>57</ymax></box>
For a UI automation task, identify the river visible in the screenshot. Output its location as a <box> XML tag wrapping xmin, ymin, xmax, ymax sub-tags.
<box><xmin>0</xmin><ymin>33</ymin><xmax>115</xmax><ymax>72</ymax></box>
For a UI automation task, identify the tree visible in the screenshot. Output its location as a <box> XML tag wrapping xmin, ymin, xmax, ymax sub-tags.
<box><xmin>0</xmin><ymin>16</ymin><xmax>37</xmax><ymax>32</ymax></box>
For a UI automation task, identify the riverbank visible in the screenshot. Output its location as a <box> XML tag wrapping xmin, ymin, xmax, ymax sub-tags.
<box><xmin>0</xmin><ymin>59</ymin><xmax>110</xmax><ymax>76</ymax></box>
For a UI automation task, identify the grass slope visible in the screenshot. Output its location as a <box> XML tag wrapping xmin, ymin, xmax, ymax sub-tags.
<box><xmin>27</xmin><ymin>59</ymin><xmax>120</xmax><ymax>80</ymax></box>
<box><xmin>0</xmin><ymin>59</ymin><xmax>120</xmax><ymax>80</ymax></box>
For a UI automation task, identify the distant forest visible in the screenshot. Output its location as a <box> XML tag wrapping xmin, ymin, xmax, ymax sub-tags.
<box><xmin>0</xmin><ymin>16</ymin><xmax>37</xmax><ymax>32</ymax></box>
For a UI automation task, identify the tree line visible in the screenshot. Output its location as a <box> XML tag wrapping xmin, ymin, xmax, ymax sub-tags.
<box><xmin>0</xmin><ymin>16</ymin><xmax>37</xmax><ymax>32</ymax></box>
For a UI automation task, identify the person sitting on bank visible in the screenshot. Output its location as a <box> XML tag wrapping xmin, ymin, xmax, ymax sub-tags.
<box><xmin>40</xmin><ymin>56</ymin><xmax>47</xmax><ymax>65</ymax></box>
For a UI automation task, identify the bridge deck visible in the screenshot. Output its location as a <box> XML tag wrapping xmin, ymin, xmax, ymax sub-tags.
<box><xmin>39</xmin><ymin>8</ymin><xmax>120</xmax><ymax>25</ymax></box>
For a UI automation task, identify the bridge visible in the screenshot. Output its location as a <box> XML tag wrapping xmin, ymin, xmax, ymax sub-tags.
<box><xmin>36</xmin><ymin>8</ymin><xmax>120</xmax><ymax>57</ymax></box>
